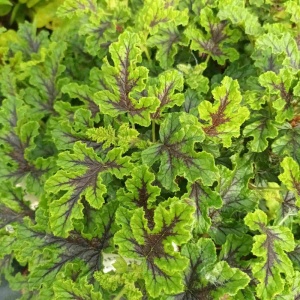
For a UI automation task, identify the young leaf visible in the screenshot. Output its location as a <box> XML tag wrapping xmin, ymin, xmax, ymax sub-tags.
<box><xmin>199</xmin><ymin>76</ymin><xmax>250</xmax><ymax>147</ymax></box>
<box><xmin>148</xmin><ymin>69</ymin><xmax>185</xmax><ymax>121</ymax></box>
<box><xmin>185</xmin><ymin>7</ymin><xmax>241</xmax><ymax>65</ymax></box>
<box><xmin>117</xmin><ymin>165</ymin><xmax>160</xmax><ymax>230</ymax></box>
<box><xmin>218</xmin><ymin>0</ymin><xmax>263</xmax><ymax>36</ymax></box>
<box><xmin>259</xmin><ymin>69</ymin><xmax>296</xmax><ymax>123</ymax></box>
<box><xmin>142</xmin><ymin>113</ymin><xmax>218</xmax><ymax>191</ymax></box>
<box><xmin>94</xmin><ymin>31</ymin><xmax>159</xmax><ymax>126</ymax></box>
<box><xmin>147</xmin><ymin>23</ymin><xmax>189</xmax><ymax>69</ymax></box>
<box><xmin>136</xmin><ymin>0</ymin><xmax>189</xmax><ymax>35</ymax></box>
<box><xmin>244</xmin><ymin>210</ymin><xmax>295</xmax><ymax>299</ymax></box>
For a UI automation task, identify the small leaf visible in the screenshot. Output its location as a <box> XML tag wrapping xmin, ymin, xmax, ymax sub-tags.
<box><xmin>185</xmin><ymin>7</ymin><xmax>241</xmax><ymax>64</ymax></box>
<box><xmin>218</xmin><ymin>0</ymin><xmax>263</xmax><ymax>36</ymax></box>
<box><xmin>199</xmin><ymin>76</ymin><xmax>249</xmax><ymax>147</ymax></box>
<box><xmin>149</xmin><ymin>69</ymin><xmax>185</xmax><ymax>121</ymax></box>
<box><xmin>279</xmin><ymin>157</ymin><xmax>300</xmax><ymax>205</ymax></box>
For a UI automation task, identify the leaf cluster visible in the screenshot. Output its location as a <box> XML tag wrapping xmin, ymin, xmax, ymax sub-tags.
<box><xmin>1</xmin><ymin>0</ymin><xmax>300</xmax><ymax>299</ymax></box>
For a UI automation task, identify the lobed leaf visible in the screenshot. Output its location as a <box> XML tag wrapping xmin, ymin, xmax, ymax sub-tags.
<box><xmin>45</xmin><ymin>142</ymin><xmax>132</xmax><ymax>237</ymax></box>
<box><xmin>245</xmin><ymin>210</ymin><xmax>295</xmax><ymax>299</ymax></box>
<box><xmin>199</xmin><ymin>76</ymin><xmax>250</xmax><ymax>147</ymax></box>
<box><xmin>278</xmin><ymin>157</ymin><xmax>300</xmax><ymax>205</ymax></box>
<box><xmin>142</xmin><ymin>113</ymin><xmax>218</xmax><ymax>191</ymax></box>
<box><xmin>185</xmin><ymin>7</ymin><xmax>241</xmax><ymax>65</ymax></box>
<box><xmin>94</xmin><ymin>31</ymin><xmax>160</xmax><ymax>126</ymax></box>
<box><xmin>115</xmin><ymin>200</ymin><xmax>194</xmax><ymax>297</ymax></box>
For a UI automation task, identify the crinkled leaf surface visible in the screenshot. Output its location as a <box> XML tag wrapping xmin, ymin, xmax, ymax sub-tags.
<box><xmin>45</xmin><ymin>142</ymin><xmax>132</xmax><ymax>237</ymax></box>
<box><xmin>245</xmin><ymin>210</ymin><xmax>295</xmax><ymax>299</ymax></box>
<box><xmin>176</xmin><ymin>238</ymin><xmax>250</xmax><ymax>299</ymax></box>
<box><xmin>94</xmin><ymin>31</ymin><xmax>159</xmax><ymax>126</ymax></box>
<box><xmin>114</xmin><ymin>200</ymin><xmax>194</xmax><ymax>298</ymax></box>
<box><xmin>199</xmin><ymin>76</ymin><xmax>249</xmax><ymax>147</ymax></box>
<box><xmin>142</xmin><ymin>113</ymin><xmax>218</xmax><ymax>191</ymax></box>
<box><xmin>185</xmin><ymin>7</ymin><xmax>241</xmax><ymax>64</ymax></box>
<box><xmin>279</xmin><ymin>157</ymin><xmax>300</xmax><ymax>205</ymax></box>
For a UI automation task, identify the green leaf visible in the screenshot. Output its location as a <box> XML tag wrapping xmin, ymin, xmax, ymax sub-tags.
<box><xmin>185</xmin><ymin>7</ymin><xmax>241</xmax><ymax>65</ymax></box>
<box><xmin>61</xmin><ymin>82</ymin><xmax>99</xmax><ymax>119</ymax></box>
<box><xmin>45</xmin><ymin>142</ymin><xmax>132</xmax><ymax>237</ymax></box>
<box><xmin>117</xmin><ymin>165</ymin><xmax>160</xmax><ymax>230</ymax></box>
<box><xmin>181</xmin><ymin>89</ymin><xmax>204</xmax><ymax>116</ymax></box>
<box><xmin>243</xmin><ymin>112</ymin><xmax>278</xmax><ymax>152</ymax></box>
<box><xmin>56</xmin><ymin>0</ymin><xmax>97</xmax><ymax>18</ymax></box>
<box><xmin>114</xmin><ymin>200</ymin><xmax>194</xmax><ymax>298</ymax></box>
<box><xmin>199</xmin><ymin>76</ymin><xmax>250</xmax><ymax>147</ymax></box>
<box><xmin>10</xmin><ymin>21</ymin><xmax>49</xmax><ymax>61</ymax></box>
<box><xmin>177</xmin><ymin>63</ymin><xmax>209</xmax><ymax>94</ymax></box>
<box><xmin>278</xmin><ymin>157</ymin><xmax>300</xmax><ymax>205</ymax></box>
<box><xmin>245</xmin><ymin>209</ymin><xmax>295</xmax><ymax>299</ymax></box>
<box><xmin>24</xmin><ymin>41</ymin><xmax>67</xmax><ymax>116</ymax></box>
<box><xmin>218</xmin><ymin>0</ymin><xmax>263</xmax><ymax>36</ymax></box>
<box><xmin>205</xmin><ymin>261</ymin><xmax>250</xmax><ymax>299</ymax></box>
<box><xmin>142</xmin><ymin>113</ymin><xmax>218</xmax><ymax>191</ymax></box>
<box><xmin>147</xmin><ymin>23</ymin><xmax>189</xmax><ymax>69</ymax></box>
<box><xmin>218</xmin><ymin>154</ymin><xmax>256</xmax><ymax>215</ymax></box>
<box><xmin>13</xmin><ymin>219</ymin><xmax>112</xmax><ymax>290</ymax></box>
<box><xmin>178</xmin><ymin>238</ymin><xmax>250</xmax><ymax>299</ymax></box>
<box><xmin>259</xmin><ymin>69</ymin><xmax>296</xmax><ymax>123</ymax></box>
<box><xmin>79</xmin><ymin>7</ymin><xmax>130</xmax><ymax>57</ymax></box>
<box><xmin>219</xmin><ymin>234</ymin><xmax>253</xmax><ymax>269</ymax></box>
<box><xmin>136</xmin><ymin>0</ymin><xmax>189</xmax><ymax>34</ymax></box>
<box><xmin>94</xmin><ymin>31</ymin><xmax>159</xmax><ymax>126</ymax></box>
<box><xmin>148</xmin><ymin>69</ymin><xmax>185</xmax><ymax>121</ymax></box>
<box><xmin>53</xmin><ymin>269</ymin><xmax>103</xmax><ymax>299</ymax></box>
<box><xmin>255</xmin><ymin>32</ymin><xmax>300</xmax><ymax>70</ymax></box>
<box><xmin>272</xmin><ymin>124</ymin><xmax>300</xmax><ymax>164</ymax></box>
<box><xmin>177</xmin><ymin>238</ymin><xmax>217</xmax><ymax>299</ymax></box>
<box><xmin>182</xmin><ymin>181</ymin><xmax>222</xmax><ymax>234</ymax></box>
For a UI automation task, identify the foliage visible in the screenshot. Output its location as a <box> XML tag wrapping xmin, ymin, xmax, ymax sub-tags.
<box><xmin>1</xmin><ymin>0</ymin><xmax>300</xmax><ymax>299</ymax></box>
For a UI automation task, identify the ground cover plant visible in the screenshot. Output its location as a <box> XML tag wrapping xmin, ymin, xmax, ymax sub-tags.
<box><xmin>0</xmin><ymin>0</ymin><xmax>300</xmax><ymax>299</ymax></box>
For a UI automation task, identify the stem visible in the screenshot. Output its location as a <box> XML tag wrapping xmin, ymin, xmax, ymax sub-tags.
<box><xmin>152</xmin><ymin>121</ymin><xmax>156</xmax><ymax>142</ymax></box>
<box><xmin>113</xmin><ymin>286</ymin><xmax>126</xmax><ymax>300</ymax></box>
<box><xmin>204</xmin><ymin>54</ymin><xmax>210</xmax><ymax>65</ymax></box>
